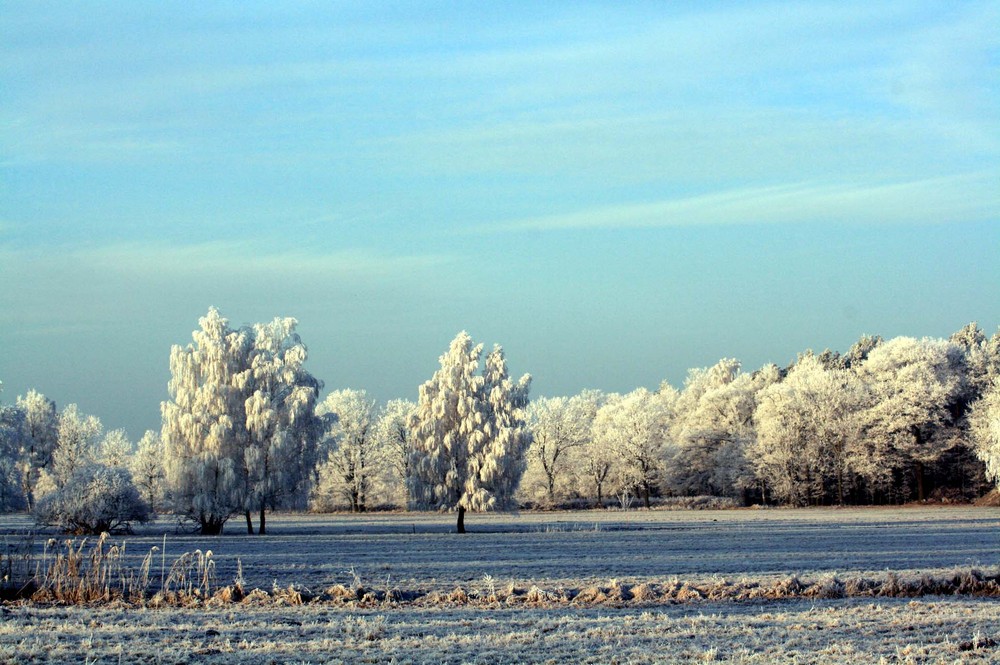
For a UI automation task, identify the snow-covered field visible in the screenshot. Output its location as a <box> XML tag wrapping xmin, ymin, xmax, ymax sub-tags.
<box><xmin>2</xmin><ymin>506</ymin><xmax>999</xmax><ymax>663</ymax></box>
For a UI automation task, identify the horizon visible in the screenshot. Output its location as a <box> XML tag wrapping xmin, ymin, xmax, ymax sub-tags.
<box><xmin>2</xmin><ymin>2</ymin><xmax>999</xmax><ymax>439</ymax></box>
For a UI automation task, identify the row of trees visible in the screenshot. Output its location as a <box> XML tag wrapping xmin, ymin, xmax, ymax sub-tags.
<box><xmin>2</xmin><ymin>311</ymin><xmax>999</xmax><ymax>536</ymax></box>
<box><xmin>0</xmin><ymin>390</ymin><xmax>161</xmax><ymax>533</ymax></box>
<box><xmin>522</xmin><ymin>327</ymin><xmax>1000</xmax><ymax>509</ymax></box>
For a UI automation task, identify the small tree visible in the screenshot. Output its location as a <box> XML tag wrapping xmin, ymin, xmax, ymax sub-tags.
<box><xmin>98</xmin><ymin>429</ymin><xmax>132</xmax><ymax>468</ymax></box>
<box><xmin>34</xmin><ymin>465</ymin><xmax>152</xmax><ymax>535</ymax></box>
<box><xmin>376</xmin><ymin>399</ymin><xmax>416</xmax><ymax>507</ymax></box>
<box><xmin>130</xmin><ymin>431</ymin><xmax>167</xmax><ymax>512</ymax></box>
<box><xmin>409</xmin><ymin>332</ymin><xmax>531</xmax><ymax>533</ymax></box>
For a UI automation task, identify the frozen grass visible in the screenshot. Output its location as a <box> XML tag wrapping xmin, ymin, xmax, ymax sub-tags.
<box><xmin>2</xmin><ymin>598</ymin><xmax>999</xmax><ymax>664</ymax></box>
<box><xmin>1</xmin><ymin>507</ymin><xmax>999</xmax><ymax>662</ymax></box>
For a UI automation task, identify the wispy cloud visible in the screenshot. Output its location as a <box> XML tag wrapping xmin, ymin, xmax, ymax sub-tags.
<box><xmin>489</xmin><ymin>172</ymin><xmax>1000</xmax><ymax>232</ymax></box>
<box><xmin>0</xmin><ymin>241</ymin><xmax>450</xmax><ymax>280</ymax></box>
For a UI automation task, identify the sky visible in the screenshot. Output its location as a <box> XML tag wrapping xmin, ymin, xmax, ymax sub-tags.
<box><xmin>2</xmin><ymin>1</ymin><xmax>999</xmax><ymax>440</ymax></box>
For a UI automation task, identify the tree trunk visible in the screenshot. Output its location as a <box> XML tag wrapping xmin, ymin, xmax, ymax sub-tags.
<box><xmin>916</xmin><ymin>461</ymin><xmax>926</xmax><ymax>502</ymax></box>
<box><xmin>258</xmin><ymin>507</ymin><xmax>267</xmax><ymax>536</ymax></box>
<box><xmin>456</xmin><ymin>505</ymin><xmax>466</xmax><ymax>534</ymax></box>
<box><xmin>642</xmin><ymin>482</ymin><xmax>651</xmax><ymax>509</ymax></box>
<box><xmin>245</xmin><ymin>510</ymin><xmax>255</xmax><ymax>535</ymax></box>
<box><xmin>200</xmin><ymin>518</ymin><xmax>225</xmax><ymax>536</ymax></box>
<box><xmin>836</xmin><ymin>466</ymin><xmax>845</xmax><ymax>506</ymax></box>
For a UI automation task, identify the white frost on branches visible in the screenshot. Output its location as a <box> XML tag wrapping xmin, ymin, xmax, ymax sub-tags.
<box><xmin>313</xmin><ymin>389</ymin><xmax>381</xmax><ymax>512</ymax></box>
<box><xmin>970</xmin><ymin>379</ymin><xmax>1000</xmax><ymax>489</ymax></box>
<box><xmin>592</xmin><ymin>388</ymin><xmax>670</xmax><ymax>509</ymax></box>
<box><xmin>408</xmin><ymin>332</ymin><xmax>531</xmax><ymax>527</ymax></box>
<box><xmin>162</xmin><ymin>307</ymin><xmax>322</xmax><ymax>534</ymax></box>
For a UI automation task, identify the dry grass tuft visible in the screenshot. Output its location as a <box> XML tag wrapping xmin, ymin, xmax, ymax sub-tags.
<box><xmin>572</xmin><ymin>585</ymin><xmax>607</xmax><ymax>604</ymax></box>
<box><xmin>630</xmin><ymin>582</ymin><xmax>660</xmax><ymax>602</ymax></box>
<box><xmin>31</xmin><ymin>533</ymin><xmax>156</xmax><ymax>604</ymax></box>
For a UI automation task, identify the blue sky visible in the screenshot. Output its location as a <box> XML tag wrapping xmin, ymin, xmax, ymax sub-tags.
<box><xmin>2</xmin><ymin>1</ymin><xmax>999</xmax><ymax>439</ymax></box>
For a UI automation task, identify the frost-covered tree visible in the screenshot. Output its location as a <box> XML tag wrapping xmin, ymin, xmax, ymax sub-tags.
<box><xmin>242</xmin><ymin>316</ymin><xmax>323</xmax><ymax>534</ymax></box>
<box><xmin>130</xmin><ymin>430</ymin><xmax>166</xmax><ymax>512</ymax></box>
<box><xmin>162</xmin><ymin>307</ymin><xmax>255</xmax><ymax>535</ymax></box>
<box><xmin>375</xmin><ymin>399</ymin><xmax>416</xmax><ymax>507</ymax></box>
<box><xmin>592</xmin><ymin>388</ymin><xmax>670</xmax><ymax>508</ymax></box>
<box><xmin>751</xmin><ymin>356</ymin><xmax>866</xmax><ymax>506</ymax></box>
<box><xmin>950</xmin><ymin>323</ymin><xmax>1000</xmax><ymax>402</ymax></box>
<box><xmin>523</xmin><ymin>393</ymin><xmax>598</xmax><ymax>506</ymax></box>
<box><xmin>856</xmin><ymin>337</ymin><xmax>966</xmax><ymax>502</ymax></box>
<box><xmin>969</xmin><ymin>379</ymin><xmax>1000</xmax><ymax>490</ymax></box>
<box><xmin>98</xmin><ymin>429</ymin><xmax>132</xmax><ymax>468</ymax></box>
<box><xmin>313</xmin><ymin>389</ymin><xmax>380</xmax><ymax>512</ymax></box>
<box><xmin>555</xmin><ymin>389</ymin><xmax>609</xmax><ymax>505</ymax></box>
<box><xmin>666</xmin><ymin>360</ymin><xmax>774</xmax><ymax>501</ymax></box>
<box><xmin>0</xmin><ymin>391</ymin><xmax>26</xmax><ymax>512</ymax></box>
<box><xmin>840</xmin><ymin>334</ymin><xmax>884</xmax><ymax>370</ymax></box>
<box><xmin>163</xmin><ymin>308</ymin><xmax>323</xmax><ymax>535</ymax></box>
<box><xmin>14</xmin><ymin>390</ymin><xmax>59</xmax><ymax>510</ymax></box>
<box><xmin>34</xmin><ymin>465</ymin><xmax>151</xmax><ymax>535</ymax></box>
<box><xmin>409</xmin><ymin>332</ymin><xmax>532</xmax><ymax>533</ymax></box>
<box><xmin>47</xmin><ymin>404</ymin><xmax>103</xmax><ymax>491</ymax></box>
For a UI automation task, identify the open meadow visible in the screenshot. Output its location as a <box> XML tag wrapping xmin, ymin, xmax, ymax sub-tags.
<box><xmin>2</xmin><ymin>506</ymin><xmax>999</xmax><ymax>663</ymax></box>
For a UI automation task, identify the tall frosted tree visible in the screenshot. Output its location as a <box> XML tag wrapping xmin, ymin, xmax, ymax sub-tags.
<box><xmin>162</xmin><ymin>307</ymin><xmax>254</xmax><ymax>535</ymax></box>
<box><xmin>15</xmin><ymin>390</ymin><xmax>59</xmax><ymax>510</ymax></box>
<box><xmin>409</xmin><ymin>332</ymin><xmax>531</xmax><ymax>533</ymax></box>
<box><xmin>163</xmin><ymin>308</ymin><xmax>322</xmax><ymax>535</ymax></box>
<box><xmin>313</xmin><ymin>389</ymin><xmax>381</xmax><ymax>512</ymax></box>
<box><xmin>242</xmin><ymin>317</ymin><xmax>323</xmax><ymax>534</ymax></box>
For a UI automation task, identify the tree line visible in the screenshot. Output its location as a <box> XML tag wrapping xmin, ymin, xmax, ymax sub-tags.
<box><xmin>1</xmin><ymin>309</ymin><xmax>999</xmax><ymax>536</ymax></box>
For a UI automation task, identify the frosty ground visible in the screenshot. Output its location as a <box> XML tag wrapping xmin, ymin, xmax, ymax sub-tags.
<box><xmin>2</xmin><ymin>506</ymin><xmax>999</xmax><ymax>663</ymax></box>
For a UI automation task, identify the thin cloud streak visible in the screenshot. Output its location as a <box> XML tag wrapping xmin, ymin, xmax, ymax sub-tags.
<box><xmin>490</xmin><ymin>173</ymin><xmax>1000</xmax><ymax>232</ymax></box>
<box><xmin>0</xmin><ymin>241</ymin><xmax>451</xmax><ymax>280</ymax></box>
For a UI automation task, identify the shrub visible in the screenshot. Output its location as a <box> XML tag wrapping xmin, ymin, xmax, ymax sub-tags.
<box><xmin>34</xmin><ymin>465</ymin><xmax>152</xmax><ymax>534</ymax></box>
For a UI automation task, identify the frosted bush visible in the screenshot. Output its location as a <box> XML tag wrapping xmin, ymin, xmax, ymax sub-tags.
<box><xmin>34</xmin><ymin>464</ymin><xmax>151</xmax><ymax>535</ymax></box>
